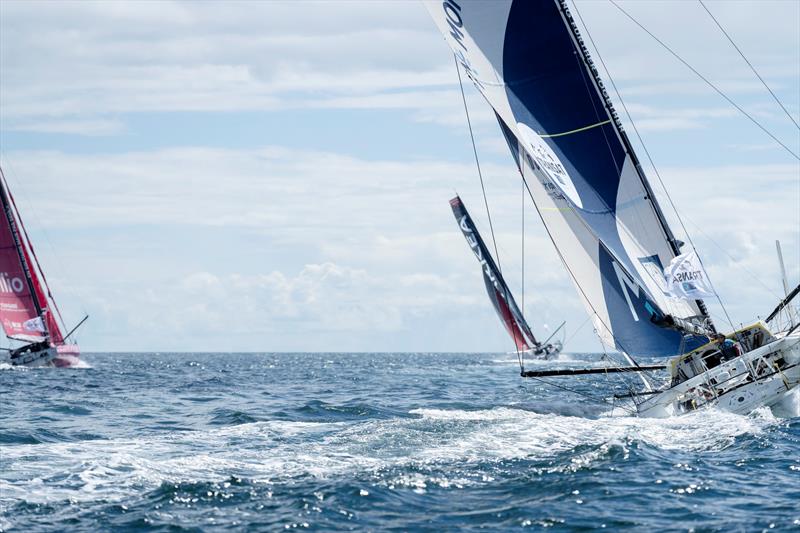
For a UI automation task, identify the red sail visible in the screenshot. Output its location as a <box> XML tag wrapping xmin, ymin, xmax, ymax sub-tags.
<box><xmin>20</xmin><ymin>231</ymin><xmax>64</xmax><ymax>343</ymax></box>
<box><xmin>0</xmin><ymin>201</ymin><xmax>45</xmax><ymax>339</ymax></box>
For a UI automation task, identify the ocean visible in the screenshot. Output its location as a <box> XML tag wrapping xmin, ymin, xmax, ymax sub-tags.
<box><xmin>1</xmin><ymin>352</ymin><xmax>798</xmax><ymax>531</ymax></box>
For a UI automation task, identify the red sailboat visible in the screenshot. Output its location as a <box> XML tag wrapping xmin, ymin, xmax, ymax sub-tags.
<box><xmin>0</xmin><ymin>167</ymin><xmax>85</xmax><ymax>367</ymax></box>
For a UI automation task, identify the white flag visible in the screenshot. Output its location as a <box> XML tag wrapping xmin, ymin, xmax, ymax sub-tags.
<box><xmin>664</xmin><ymin>251</ymin><xmax>716</xmax><ymax>300</ymax></box>
<box><xmin>23</xmin><ymin>316</ymin><xmax>46</xmax><ymax>333</ymax></box>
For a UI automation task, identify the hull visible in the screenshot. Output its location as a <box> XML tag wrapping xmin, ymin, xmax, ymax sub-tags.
<box><xmin>637</xmin><ymin>333</ymin><xmax>800</xmax><ymax>418</ymax></box>
<box><xmin>7</xmin><ymin>346</ymin><xmax>58</xmax><ymax>368</ymax></box>
<box><xmin>521</xmin><ymin>340</ymin><xmax>563</xmax><ymax>360</ymax></box>
<box><xmin>2</xmin><ymin>344</ymin><xmax>81</xmax><ymax>368</ymax></box>
<box><xmin>542</xmin><ymin>341</ymin><xmax>563</xmax><ymax>360</ymax></box>
<box><xmin>53</xmin><ymin>343</ymin><xmax>81</xmax><ymax>367</ymax></box>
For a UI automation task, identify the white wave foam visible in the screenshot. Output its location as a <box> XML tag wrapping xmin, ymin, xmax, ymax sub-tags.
<box><xmin>0</xmin><ymin>405</ymin><xmax>783</xmax><ymax>510</ymax></box>
<box><xmin>0</xmin><ymin>360</ymin><xmax>91</xmax><ymax>370</ymax></box>
<box><xmin>770</xmin><ymin>388</ymin><xmax>799</xmax><ymax>418</ymax></box>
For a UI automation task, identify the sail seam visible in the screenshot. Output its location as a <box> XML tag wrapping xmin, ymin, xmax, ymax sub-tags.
<box><xmin>539</xmin><ymin>119</ymin><xmax>611</xmax><ymax>138</ymax></box>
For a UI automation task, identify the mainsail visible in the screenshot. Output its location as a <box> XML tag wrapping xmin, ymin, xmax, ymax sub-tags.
<box><xmin>428</xmin><ymin>0</ymin><xmax>713</xmax><ymax>357</ymax></box>
<box><xmin>0</xmin><ymin>168</ymin><xmax>66</xmax><ymax>343</ymax></box>
<box><xmin>450</xmin><ymin>195</ymin><xmax>537</xmax><ymax>351</ymax></box>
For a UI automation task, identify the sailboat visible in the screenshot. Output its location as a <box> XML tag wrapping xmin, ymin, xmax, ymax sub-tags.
<box><xmin>0</xmin><ymin>167</ymin><xmax>85</xmax><ymax>367</ymax></box>
<box><xmin>450</xmin><ymin>195</ymin><xmax>562</xmax><ymax>359</ymax></box>
<box><xmin>426</xmin><ymin>0</ymin><xmax>799</xmax><ymax>416</ymax></box>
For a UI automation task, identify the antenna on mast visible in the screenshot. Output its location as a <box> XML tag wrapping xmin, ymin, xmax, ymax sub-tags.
<box><xmin>775</xmin><ymin>240</ymin><xmax>798</xmax><ymax>327</ymax></box>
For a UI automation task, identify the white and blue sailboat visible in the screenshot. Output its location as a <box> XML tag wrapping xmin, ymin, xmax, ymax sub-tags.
<box><xmin>426</xmin><ymin>0</ymin><xmax>799</xmax><ymax>417</ymax></box>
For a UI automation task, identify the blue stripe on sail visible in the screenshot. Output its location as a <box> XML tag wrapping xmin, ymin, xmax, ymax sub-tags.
<box><xmin>503</xmin><ymin>0</ymin><xmax>625</xmax><ymax>215</ymax></box>
<box><xmin>501</xmin><ymin>0</ymin><xmax>648</xmax><ymax>293</ymax></box>
<box><xmin>597</xmin><ymin>244</ymin><xmax>706</xmax><ymax>357</ymax></box>
<box><xmin>497</xmin><ymin>0</ymin><xmax>706</xmax><ymax>356</ymax></box>
<box><xmin>495</xmin><ymin>112</ymin><xmax>520</xmax><ymax>171</ymax></box>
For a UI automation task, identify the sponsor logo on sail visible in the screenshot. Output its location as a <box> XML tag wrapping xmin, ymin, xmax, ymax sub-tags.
<box><xmin>0</xmin><ymin>273</ymin><xmax>25</xmax><ymax>294</ymax></box>
<box><xmin>441</xmin><ymin>0</ymin><xmax>484</xmax><ymax>90</ymax></box>
<box><xmin>664</xmin><ymin>251</ymin><xmax>716</xmax><ymax>299</ymax></box>
<box><xmin>458</xmin><ymin>215</ymin><xmax>507</xmax><ymax>301</ymax></box>
<box><xmin>517</xmin><ymin>122</ymin><xmax>583</xmax><ymax>208</ymax></box>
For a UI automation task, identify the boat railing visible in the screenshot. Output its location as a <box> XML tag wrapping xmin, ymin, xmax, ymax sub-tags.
<box><xmin>675</xmin><ymin>340</ymin><xmax>791</xmax><ymax>412</ymax></box>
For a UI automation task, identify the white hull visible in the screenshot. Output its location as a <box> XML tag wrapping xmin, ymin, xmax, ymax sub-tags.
<box><xmin>526</xmin><ymin>340</ymin><xmax>563</xmax><ymax>360</ymax></box>
<box><xmin>5</xmin><ymin>346</ymin><xmax>58</xmax><ymax>368</ymax></box>
<box><xmin>638</xmin><ymin>333</ymin><xmax>800</xmax><ymax>418</ymax></box>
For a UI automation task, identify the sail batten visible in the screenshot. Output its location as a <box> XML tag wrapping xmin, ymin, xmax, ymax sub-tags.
<box><xmin>428</xmin><ymin>0</ymin><xmax>710</xmax><ymax>356</ymax></box>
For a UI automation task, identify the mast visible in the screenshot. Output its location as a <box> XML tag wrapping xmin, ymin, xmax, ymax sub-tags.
<box><xmin>556</xmin><ymin>0</ymin><xmax>715</xmax><ymax>333</ymax></box>
<box><xmin>776</xmin><ymin>240</ymin><xmax>791</xmax><ymax>297</ymax></box>
<box><xmin>775</xmin><ymin>240</ymin><xmax>798</xmax><ymax>327</ymax></box>
<box><xmin>0</xmin><ymin>168</ymin><xmax>45</xmax><ymax>325</ymax></box>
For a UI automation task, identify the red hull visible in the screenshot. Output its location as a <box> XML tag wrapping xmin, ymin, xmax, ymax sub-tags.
<box><xmin>53</xmin><ymin>344</ymin><xmax>81</xmax><ymax>367</ymax></box>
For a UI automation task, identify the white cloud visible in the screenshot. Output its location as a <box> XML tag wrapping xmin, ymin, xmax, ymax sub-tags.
<box><xmin>0</xmin><ymin>144</ymin><xmax>577</xmax><ymax>351</ymax></box>
<box><xmin>6</xmin><ymin>118</ymin><xmax>127</xmax><ymax>136</ymax></box>
<box><xmin>0</xmin><ymin>0</ymin><xmax>452</xmax><ymax>124</ymax></box>
<box><xmin>4</xmin><ymin>143</ymin><xmax>795</xmax><ymax>352</ymax></box>
<box><xmin>2</xmin><ymin>0</ymin><xmax>796</xmax><ymax>135</ymax></box>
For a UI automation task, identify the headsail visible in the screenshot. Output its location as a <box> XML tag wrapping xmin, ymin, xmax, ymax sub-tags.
<box><xmin>450</xmin><ymin>196</ymin><xmax>537</xmax><ymax>352</ymax></box>
<box><xmin>428</xmin><ymin>0</ymin><xmax>712</xmax><ymax>357</ymax></box>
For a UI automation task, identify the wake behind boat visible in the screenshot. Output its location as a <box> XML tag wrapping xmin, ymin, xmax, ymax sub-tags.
<box><xmin>426</xmin><ymin>0</ymin><xmax>799</xmax><ymax>417</ymax></box>
<box><xmin>450</xmin><ymin>195</ymin><xmax>562</xmax><ymax>359</ymax></box>
<box><xmin>0</xmin><ymin>167</ymin><xmax>86</xmax><ymax>368</ymax></box>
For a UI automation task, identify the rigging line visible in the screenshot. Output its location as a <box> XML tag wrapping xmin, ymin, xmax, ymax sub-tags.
<box><xmin>518</xmin><ymin>167</ymin><xmax>662</xmax><ymax>387</ymax></box>
<box><xmin>680</xmin><ymin>211</ymin><xmax>782</xmax><ymax>300</ymax></box>
<box><xmin>563</xmin><ymin>314</ymin><xmax>592</xmax><ymax>347</ymax></box>
<box><xmin>0</xmin><ymin>156</ymin><xmax>87</xmax><ymax>323</ymax></box>
<box><xmin>570</xmin><ymin>32</ymin><xmax>624</xmax><ymax>176</ymax></box>
<box><xmin>698</xmin><ymin>0</ymin><xmax>800</xmax><ymax>132</ymax></box>
<box><xmin>607</xmin><ymin>0</ymin><xmax>799</xmax><ymax>161</ymax></box>
<box><xmin>521</xmin><ymin>173</ymin><xmax>526</xmax><ymax>368</ymax></box>
<box><xmin>522</xmin><ymin>371</ymin><xmax>637</xmax><ymax>414</ymax></box>
<box><xmin>597</xmin><ymin>326</ymin><xmax>641</xmax><ymax>397</ymax></box>
<box><xmin>454</xmin><ymin>56</ymin><xmax>501</xmax><ymax>268</ymax></box>
<box><xmin>572</xmin><ymin>1</ymin><xmax>735</xmax><ymax>333</ymax></box>
<box><xmin>454</xmin><ymin>55</ymin><xmax>523</xmax><ymax>371</ymax></box>
<box><xmin>0</xmin><ymin>169</ymin><xmax>68</xmax><ymax>333</ymax></box>
<box><xmin>559</xmin><ymin>5</ymin><xmax>716</xmax><ymax>318</ymax></box>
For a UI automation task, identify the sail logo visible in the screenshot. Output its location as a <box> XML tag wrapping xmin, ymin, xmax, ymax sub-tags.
<box><xmin>0</xmin><ymin>273</ymin><xmax>25</xmax><ymax>294</ymax></box>
<box><xmin>612</xmin><ymin>260</ymin><xmax>641</xmax><ymax>322</ymax></box>
<box><xmin>458</xmin><ymin>215</ymin><xmax>507</xmax><ymax>301</ymax></box>
<box><xmin>441</xmin><ymin>0</ymin><xmax>484</xmax><ymax>90</ymax></box>
<box><xmin>672</xmin><ymin>270</ymin><xmax>703</xmax><ymax>283</ymax></box>
<box><xmin>517</xmin><ymin>123</ymin><xmax>583</xmax><ymax>208</ymax></box>
<box><xmin>664</xmin><ymin>251</ymin><xmax>716</xmax><ymax>299</ymax></box>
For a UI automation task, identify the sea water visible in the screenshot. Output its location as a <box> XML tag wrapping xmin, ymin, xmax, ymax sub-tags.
<box><xmin>1</xmin><ymin>352</ymin><xmax>798</xmax><ymax>531</ymax></box>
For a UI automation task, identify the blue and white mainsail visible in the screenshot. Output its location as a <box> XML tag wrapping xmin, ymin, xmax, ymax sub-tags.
<box><xmin>427</xmin><ymin>0</ymin><xmax>713</xmax><ymax>357</ymax></box>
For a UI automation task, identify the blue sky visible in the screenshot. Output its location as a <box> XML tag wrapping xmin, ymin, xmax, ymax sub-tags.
<box><xmin>0</xmin><ymin>0</ymin><xmax>798</xmax><ymax>352</ymax></box>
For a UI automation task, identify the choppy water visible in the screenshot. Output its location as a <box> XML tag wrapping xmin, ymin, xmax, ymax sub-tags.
<box><xmin>1</xmin><ymin>352</ymin><xmax>798</xmax><ymax>531</ymax></box>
